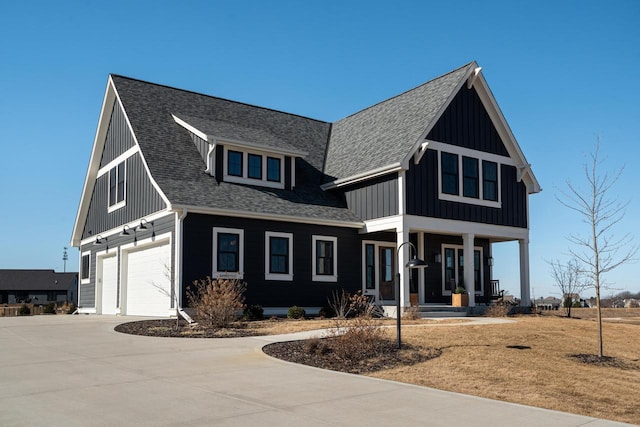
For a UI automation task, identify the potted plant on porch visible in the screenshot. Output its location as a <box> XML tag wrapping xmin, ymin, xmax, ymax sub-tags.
<box><xmin>452</xmin><ymin>285</ymin><xmax>469</xmax><ymax>307</ymax></box>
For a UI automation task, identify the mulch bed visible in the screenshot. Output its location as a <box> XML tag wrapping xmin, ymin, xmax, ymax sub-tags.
<box><xmin>114</xmin><ymin>319</ymin><xmax>262</xmax><ymax>338</ymax></box>
<box><xmin>568</xmin><ymin>353</ymin><xmax>640</xmax><ymax>370</ymax></box>
<box><xmin>263</xmin><ymin>339</ymin><xmax>442</xmax><ymax>375</ymax></box>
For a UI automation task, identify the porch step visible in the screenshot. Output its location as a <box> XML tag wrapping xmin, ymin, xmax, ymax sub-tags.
<box><xmin>414</xmin><ymin>305</ymin><xmax>469</xmax><ymax>318</ymax></box>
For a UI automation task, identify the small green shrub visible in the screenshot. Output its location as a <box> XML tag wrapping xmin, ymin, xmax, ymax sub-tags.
<box><xmin>18</xmin><ymin>304</ymin><xmax>31</xmax><ymax>316</ymax></box>
<box><xmin>287</xmin><ymin>306</ymin><xmax>306</xmax><ymax>319</ymax></box>
<box><xmin>243</xmin><ymin>304</ymin><xmax>264</xmax><ymax>321</ymax></box>
<box><xmin>43</xmin><ymin>303</ymin><xmax>56</xmax><ymax>314</ymax></box>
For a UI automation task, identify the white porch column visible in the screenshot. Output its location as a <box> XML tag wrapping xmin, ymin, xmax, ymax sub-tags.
<box><xmin>463</xmin><ymin>233</ymin><xmax>475</xmax><ymax>307</ymax></box>
<box><xmin>397</xmin><ymin>229</ymin><xmax>410</xmax><ymax>311</ymax></box>
<box><xmin>519</xmin><ymin>237</ymin><xmax>531</xmax><ymax>307</ymax></box>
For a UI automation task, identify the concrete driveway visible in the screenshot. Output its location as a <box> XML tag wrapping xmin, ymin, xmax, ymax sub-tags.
<box><xmin>0</xmin><ymin>315</ymin><xmax>632</xmax><ymax>427</ymax></box>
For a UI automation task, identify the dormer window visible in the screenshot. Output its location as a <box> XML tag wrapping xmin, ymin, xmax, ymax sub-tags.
<box><xmin>223</xmin><ymin>146</ymin><xmax>286</xmax><ymax>189</ymax></box>
<box><xmin>267</xmin><ymin>157</ymin><xmax>280</xmax><ymax>182</ymax></box>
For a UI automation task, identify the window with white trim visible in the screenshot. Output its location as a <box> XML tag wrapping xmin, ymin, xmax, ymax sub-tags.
<box><xmin>108</xmin><ymin>161</ymin><xmax>126</xmax><ymax>211</ymax></box>
<box><xmin>312</xmin><ymin>235</ymin><xmax>337</xmax><ymax>282</ymax></box>
<box><xmin>223</xmin><ymin>146</ymin><xmax>285</xmax><ymax>189</ymax></box>
<box><xmin>81</xmin><ymin>252</ymin><xmax>90</xmax><ymax>284</ymax></box>
<box><xmin>265</xmin><ymin>231</ymin><xmax>293</xmax><ymax>281</ymax></box>
<box><xmin>438</xmin><ymin>149</ymin><xmax>501</xmax><ymax>208</ymax></box>
<box><xmin>212</xmin><ymin>227</ymin><xmax>244</xmax><ymax>279</ymax></box>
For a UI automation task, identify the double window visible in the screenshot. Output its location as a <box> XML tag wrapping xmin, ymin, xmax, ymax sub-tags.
<box><xmin>108</xmin><ymin>161</ymin><xmax>126</xmax><ymax>210</ymax></box>
<box><xmin>312</xmin><ymin>235</ymin><xmax>337</xmax><ymax>282</ymax></box>
<box><xmin>265</xmin><ymin>232</ymin><xmax>293</xmax><ymax>281</ymax></box>
<box><xmin>224</xmin><ymin>147</ymin><xmax>283</xmax><ymax>188</ymax></box>
<box><xmin>439</xmin><ymin>150</ymin><xmax>500</xmax><ymax>207</ymax></box>
<box><xmin>212</xmin><ymin>228</ymin><xmax>244</xmax><ymax>279</ymax></box>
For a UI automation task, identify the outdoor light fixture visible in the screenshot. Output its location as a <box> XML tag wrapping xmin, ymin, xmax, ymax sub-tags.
<box><xmin>395</xmin><ymin>241</ymin><xmax>428</xmax><ymax>349</ymax></box>
<box><xmin>120</xmin><ymin>225</ymin><xmax>131</xmax><ymax>236</ymax></box>
<box><xmin>434</xmin><ymin>253</ymin><xmax>442</xmax><ymax>263</ymax></box>
<box><xmin>138</xmin><ymin>219</ymin><xmax>150</xmax><ymax>230</ymax></box>
<box><xmin>488</xmin><ymin>256</ymin><xmax>494</xmax><ymax>267</ymax></box>
<box><xmin>94</xmin><ymin>235</ymin><xmax>104</xmax><ymax>245</ymax></box>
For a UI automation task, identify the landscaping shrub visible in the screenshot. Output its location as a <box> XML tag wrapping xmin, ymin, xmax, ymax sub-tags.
<box><xmin>485</xmin><ymin>303</ymin><xmax>511</xmax><ymax>317</ymax></box>
<box><xmin>328</xmin><ymin>289</ymin><xmax>351</xmax><ymax>318</ymax></box>
<box><xmin>318</xmin><ymin>304</ymin><xmax>336</xmax><ymax>318</ymax></box>
<box><xmin>18</xmin><ymin>304</ymin><xmax>31</xmax><ymax>316</ymax></box>
<box><xmin>43</xmin><ymin>303</ymin><xmax>56</xmax><ymax>314</ymax></box>
<box><xmin>243</xmin><ymin>304</ymin><xmax>264</xmax><ymax>321</ymax></box>
<box><xmin>66</xmin><ymin>303</ymin><xmax>76</xmax><ymax>314</ymax></box>
<box><xmin>403</xmin><ymin>305</ymin><xmax>421</xmax><ymax>320</ymax></box>
<box><xmin>187</xmin><ymin>276</ymin><xmax>246</xmax><ymax>329</ymax></box>
<box><xmin>287</xmin><ymin>306</ymin><xmax>306</xmax><ymax>319</ymax></box>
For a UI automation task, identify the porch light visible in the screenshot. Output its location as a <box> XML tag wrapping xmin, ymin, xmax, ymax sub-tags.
<box><xmin>488</xmin><ymin>256</ymin><xmax>494</xmax><ymax>267</ymax></box>
<box><xmin>395</xmin><ymin>241</ymin><xmax>428</xmax><ymax>349</ymax></box>
<box><xmin>434</xmin><ymin>253</ymin><xmax>442</xmax><ymax>263</ymax></box>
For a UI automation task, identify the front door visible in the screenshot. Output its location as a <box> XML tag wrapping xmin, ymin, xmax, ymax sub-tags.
<box><xmin>379</xmin><ymin>246</ymin><xmax>395</xmax><ymax>301</ymax></box>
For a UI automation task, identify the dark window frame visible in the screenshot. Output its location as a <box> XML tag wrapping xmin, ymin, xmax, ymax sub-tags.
<box><xmin>462</xmin><ymin>156</ymin><xmax>479</xmax><ymax>198</ymax></box>
<box><xmin>81</xmin><ymin>253</ymin><xmax>90</xmax><ymax>281</ymax></box>
<box><xmin>269</xmin><ymin>236</ymin><xmax>290</xmax><ymax>274</ymax></box>
<box><xmin>248</xmin><ymin>153</ymin><xmax>262</xmax><ymax>180</ymax></box>
<box><xmin>217</xmin><ymin>232</ymin><xmax>240</xmax><ymax>273</ymax></box>
<box><xmin>482</xmin><ymin>160</ymin><xmax>498</xmax><ymax>201</ymax></box>
<box><xmin>227</xmin><ymin>150</ymin><xmax>243</xmax><ymax>177</ymax></box>
<box><xmin>266</xmin><ymin>157</ymin><xmax>281</xmax><ymax>182</ymax></box>
<box><xmin>441</xmin><ymin>152</ymin><xmax>459</xmax><ymax>195</ymax></box>
<box><xmin>315</xmin><ymin>240</ymin><xmax>334</xmax><ymax>276</ymax></box>
<box><xmin>365</xmin><ymin>244</ymin><xmax>375</xmax><ymax>290</ymax></box>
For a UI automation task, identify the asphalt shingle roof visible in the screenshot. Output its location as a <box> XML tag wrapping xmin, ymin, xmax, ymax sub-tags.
<box><xmin>112</xmin><ymin>76</ymin><xmax>360</xmax><ymax>223</ymax></box>
<box><xmin>110</xmin><ymin>63</ymin><xmax>473</xmax><ymax>222</ymax></box>
<box><xmin>0</xmin><ymin>270</ymin><xmax>78</xmax><ymax>291</ymax></box>
<box><xmin>324</xmin><ymin>62</ymin><xmax>473</xmax><ymax>182</ymax></box>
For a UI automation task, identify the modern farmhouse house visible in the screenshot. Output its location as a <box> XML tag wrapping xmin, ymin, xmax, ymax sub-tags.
<box><xmin>71</xmin><ymin>62</ymin><xmax>540</xmax><ymax>317</ymax></box>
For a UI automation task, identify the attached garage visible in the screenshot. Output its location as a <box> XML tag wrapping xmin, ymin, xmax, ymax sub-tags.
<box><xmin>121</xmin><ymin>236</ymin><xmax>172</xmax><ymax>317</ymax></box>
<box><xmin>97</xmin><ymin>253</ymin><xmax>118</xmax><ymax>315</ymax></box>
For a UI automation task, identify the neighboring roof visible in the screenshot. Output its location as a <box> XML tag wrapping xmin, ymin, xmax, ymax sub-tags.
<box><xmin>0</xmin><ymin>270</ymin><xmax>78</xmax><ymax>291</ymax></box>
<box><xmin>324</xmin><ymin>62</ymin><xmax>475</xmax><ymax>182</ymax></box>
<box><xmin>109</xmin><ymin>76</ymin><xmax>361</xmax><ymax>223</ymax></box>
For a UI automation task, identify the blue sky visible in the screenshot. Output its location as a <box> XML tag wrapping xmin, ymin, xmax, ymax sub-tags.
<box><xmin>0</xmin><ymin>0</ymin><xmax>638</xmax><ymax>299</ymax></box>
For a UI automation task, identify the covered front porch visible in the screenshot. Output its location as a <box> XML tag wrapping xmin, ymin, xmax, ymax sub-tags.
<box><xmin>361</xmin><ymin>215</ymin><xmax>531</xmax><ymax>316</ymax></box>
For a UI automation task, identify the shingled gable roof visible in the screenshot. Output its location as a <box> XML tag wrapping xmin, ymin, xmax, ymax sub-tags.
<box><xmin>107</xmin><ymin>76</ymin><xmax>360</xmax><ymax>222</ymax></box>
<box><xmin>0</xmin><ymin>270</ymin><xmax>78</xmax><ymax>291</ymax></box>
<box><xmin>323</xmin><ymin>62</ymin><xmax>476</xmax><ymax>185</ymax></box>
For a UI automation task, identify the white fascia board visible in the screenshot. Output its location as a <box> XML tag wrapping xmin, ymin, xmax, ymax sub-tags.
<box><xmin>404</xmin><ymin>214</ymin><xmax>529</xmax><ymax>241</ymax></box>
<box><xmin>171</xmin><ymin>114</ymin><xmax>208</xmax><ymax>141</ymax></box>
<box><xmin>217</xmin><ymin>137</ymin><xmax>308</xmax><ymax>158</ymax></box>
<box><xmin>320</xmin><ymin>163</ymin><xmax>403</xmax><ymax>190</ymax></box>
<box><xmin>70</xmin><ymin>78</ymin><xmax>117</xmax><ymax>247</ymax></box>
<box><xmin>171</xmin><ymin>204</ymin><xmax>364</xmax><ymax>229</ymax></box>
<box><xmin>401</xmin><ymin>62</ymin><xmax>477</xmax><ymax>170</ymax></box>
<box><xmin>360</xmin><ymin>215</ymin><xmax>403</xmax><ymax>234</ymax></box>
<box><xmin>472</xmin><ymin>73</ymin><xmax>541</xmax><ymax>194</ymax></box>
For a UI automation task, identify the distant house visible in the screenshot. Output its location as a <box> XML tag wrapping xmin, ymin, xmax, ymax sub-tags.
<box><xmin>0</xmin><ymin>270</ymin><xmax>78</xmax><ymax>305</ymax></box>
<box><xmin>71</xmin><ymin>61</ymin><xmax>540</xmax><ymax>317</ymax></box>
<box><xmin>535</xmin><ymin>297</ymin><xmax>562</xmax><ymax>310</ymax></box>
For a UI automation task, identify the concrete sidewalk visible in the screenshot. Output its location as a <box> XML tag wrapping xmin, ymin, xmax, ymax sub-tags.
<box><xmin>0</xmin><ymin>315</ymin><xmax>633</xmax><ymax>426</ymax></box>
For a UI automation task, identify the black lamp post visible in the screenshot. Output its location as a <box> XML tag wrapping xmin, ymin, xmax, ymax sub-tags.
<box><xmin>395</xmin><ymin>241</ymin><xmax>428</xmax><ymax>349</ymax></box>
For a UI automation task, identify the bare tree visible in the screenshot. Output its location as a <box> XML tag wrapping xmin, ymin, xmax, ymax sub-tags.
<box><xmin>557</xmin><ymin>139</ymin><xmax>638</xmax><ymax>357</ymax></box>
<box><xmin>548</xmin><ymin>258</ymin><xmax>586</xmax><ymax>318</ymax></box>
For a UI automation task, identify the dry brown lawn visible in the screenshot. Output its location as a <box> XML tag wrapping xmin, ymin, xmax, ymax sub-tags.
<box><xmin>371</xmin><ymin>311</ymin><xmax>640</xmax><ymax>424</ymax></box>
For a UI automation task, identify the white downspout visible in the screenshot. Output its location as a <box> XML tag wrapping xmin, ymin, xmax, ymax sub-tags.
<box><xmin>175</xmin><ymin>208</ymin><xmax>193</xmax><ymax>322</ymax></box>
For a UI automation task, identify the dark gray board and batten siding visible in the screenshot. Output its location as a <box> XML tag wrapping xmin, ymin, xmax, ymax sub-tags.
<box><xmin>343</xmin><ymin>173</ymin><xmax>399</xmax><ymax>221</ymax></box>
<box><xmin>82</xmin><ymin>102</ymin><xmax>167</xmax><ymax>240</ymax></box>
<box><xmin>406</xmin><ymin>84</ymin><xmax>528</xmax><ymax>228</ymax></box>
<box><xmin>181</xmin><ymin>213</ymin><xmax>396</xmax><ymax>308</ymax></box>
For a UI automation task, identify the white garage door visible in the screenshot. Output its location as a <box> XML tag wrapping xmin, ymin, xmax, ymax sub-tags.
<box><xmin>124</xmin><ymin>241</ymin><xmax>172</xmax><ymax>317</ymax></box>
<box><xmin>100</xmin><ymin>255</ymin><xmax>118</xmax><ymax>315</ymax></box>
